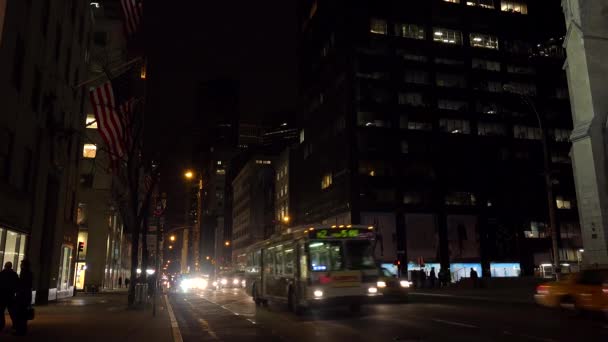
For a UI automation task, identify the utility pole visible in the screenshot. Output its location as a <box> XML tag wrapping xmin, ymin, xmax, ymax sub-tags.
<box><xmin>504</xmin><ymin>85</ymin><xmax>561</xmax><ymax>280</ymax></box>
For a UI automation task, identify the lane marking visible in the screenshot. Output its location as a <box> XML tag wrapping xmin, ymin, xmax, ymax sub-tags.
<box><xmin>246</xmin><ymin>318</ymin><xmax>257</xmax><ymax>325</ymax></box>
<box><xmin>198</xmin><ymin>318</ymin><xmax>220</xmax><ymax>340</ymax></box>
<box><xmin>503</xmin><ymin>331</ymin><xmax>557</xmax><ymax>342</ymax></box>
<box><xmin>432</xmin><ymin>318</ymin><xmax>478</xmax><ymax>329</ymax></box>
<box><xmin>164</xmin><ymin>295</ymin><xmax>184</xmax><ymax>342</ymax></box>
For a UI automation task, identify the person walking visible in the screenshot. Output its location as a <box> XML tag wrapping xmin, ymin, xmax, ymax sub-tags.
<box><xmin>118</xmin><ymin>276</ymin><xmax>123</xmax><ymax>288</ymax></box>
<box><xmin>125</xmin><ymin>278</ymin><xmax>130</xmax><ymax>288</ymax></box>
<box><xmin>470</xmin><ymin>267</ymin><xmax>479</xmax><ymax>288</ymax></box>
<box><xmin>429</xmin><ymin>267</ymin><xmax>437</xmax><ymax>288</ymax></box>
<box><xmin>14</xmin><ymin>260</ymin><xmax>33</xmax><ymax>336</ymax></box>
<box><xmin>0</xmin><ymin>262</ymin><xmax>19</xmax><ymax>332</ymax></box>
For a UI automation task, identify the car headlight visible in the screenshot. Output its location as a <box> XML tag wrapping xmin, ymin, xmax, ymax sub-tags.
<box><xmin>212</xmin><ymin>281</ymin><xmax>218</xmax><ymax>287</ymax></box>
<box><xmin>368</xmin><ymin>287</ymin><xmax>378</xmax><ymax>294</ymax></box>
<box><xmin>377</xmin><ymin>281</ymin><xmax>387</xmax><ymax>288</ymax></box>
<box><xmin>221</xmin><ymin>278</ymin><xmax>228</xmax><ymax>285</ymax></box>
<box><xmin>233</xmin><ymin>278</ymin><xmax>240</xmax><ymax>285</ymax></box>
<box><xmin>400</xmin><ymin>280</ymin><xmax>411</xmax><ymax>288</ymax></box>
<box><xmin>241</xmin><ymin>279</ymin><xmax>246</xmax><ymax>287</ymax></box>
<box><xmin>313</xmin><ymin>289</ymin><xmax>324</xmax><ymax>298</ymax></box>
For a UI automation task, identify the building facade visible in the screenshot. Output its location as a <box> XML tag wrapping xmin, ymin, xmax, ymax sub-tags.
<box><xmin>0</xmin><ymin>0</ymin><xmax>93</xmax><ymax>302</ymax></box>
<box><xmin>231</xmin><ymin>155</ymin><xmax>276</xmax><ymax>263</ymax></box>
<box><xmin>297</xmin><ymin>0</ymin><xmax>580</xmax><ymax>277</ymax></box>
<box><xmin>561</xmin><ymin>0</ymin><xmax>608</xmax><ymax>267</ymax></box>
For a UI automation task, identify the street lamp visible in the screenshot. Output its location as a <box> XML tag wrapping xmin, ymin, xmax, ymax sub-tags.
<box><xmin>282</xmin><ymin>216</ymin><xmax>290</xmax><ymax>223</ymax></box>
<box><xmin>224</xmin><ymin>241</ymin><xmax>230</xmax><ymax>247</ymax></box>
<box><xmin>184</xmin><ymin>170</ymin><xmax>194</xmax><ymax>179</ymax></box>
<box><xmin>504</xmin><ymin>85</ymin><xmax>560</xmax><ymax>280</ymax></box>
<box><xmin>169</xmin><ymin>245</ymin><xmax>173</xmax><ymax>250</ymax></box>
<box><xmin>170</xmin><ymin>235</ymin><xmax>176</xmax><ymax>242</ymax></box>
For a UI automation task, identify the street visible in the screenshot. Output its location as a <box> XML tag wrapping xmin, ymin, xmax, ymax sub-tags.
<box><xmin>168</xmin><ymin>288</ymin><xmax>608</xmax><ymax>342</ymax></box>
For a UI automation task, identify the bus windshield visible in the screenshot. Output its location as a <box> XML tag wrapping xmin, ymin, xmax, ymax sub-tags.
<box><xmin>309</xmin><ymin>241</ymin><xmax>343</xmax><ymax>272</ymax></box>
<box><xmin>346</xmin><ymin>240</ymin><xmax>376</xmax><ymax>269</ymax></box>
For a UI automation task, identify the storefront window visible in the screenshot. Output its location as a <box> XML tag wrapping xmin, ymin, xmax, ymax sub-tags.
<box><xmin>58</xmin><ymin>246</ymin><xmax>73</xmax><ymax>291</ymax></box>
<box><xmin>0</xmin><ymin>226</ymin><xmax>27</xmax><ymax>267</ymax></box>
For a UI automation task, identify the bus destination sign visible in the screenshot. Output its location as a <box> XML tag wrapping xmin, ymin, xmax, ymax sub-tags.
<box><xmin>310</xmin><ymin>228</ymin><xmax>374</xmax><ymax>240</ymax></box>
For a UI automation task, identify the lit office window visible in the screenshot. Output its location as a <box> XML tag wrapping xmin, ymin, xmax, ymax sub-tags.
<box><xmin>398</xmin><ymin>92</ymin><xmax>425</xmax><ymax>107</ymax></box>
<box><xmin>472</xmin><ymin>58</ymin><xmax>501</xmax><ymax>71</ymax></box>
<box><xmin>370</xmin><ymin>18</ymin><xmax>388</xmax><ymax>35</ymax></box>
<box><xmin>438</xmin><ymin>99</ymin><xmax>468</xmax><ymax>111</ymax></box>
<box><xmin>439</xmin><ymin>119</ymin><xmax>470</xmax><ymax>134</ymax></box>
<box><xmin>556</xmin><ymin>196</ymin><xmax>572</xmax><ymax>210</ymax></box>
<box><xmin>478</xmin><ymin>122</ymin><xmax>507</xmax><ymax>136</ymax></box>
<box><xmin>83</xmin><ymin>144</ymin><xmax>97</xmax><ymax>158</ymax></box>
<box><xmin>433</xmin><ymin>28</ymin><xmax>463</xmax><ymax>45</ymax></box>
<box><xmin>466</xmin><ymin>0</ymin><xmax>494</xmax><ymax>9</ymax></box>
<box><xmin>436</xmin><ymin>73</ymin><xmax>467</xmax><ymax>88</ymax></box>
<box><xmin>470</xmin><ymin>33</ymin><xmax>499</xmax><ymax>50</ymax></box>
<box><xmin>504</xmin><ymin>82</ymin><xmax>537</xmax><ymax>96</ymax></box>
<box><xmin>513</xmin><ymin>125</ymin><xmax>542</xmax><ymax>140</ymax></box>
<box><xmin>404</xmin><ymin>70</ymin><xmax>429</xmax><ymax>84</ymax></box>
<box><xmin>501</xmin><ymin>1</ymin><xmax>528</xmax><ymax>14</ymax></box>
<box><xmin>444</xmin><ymin>0</ymin><xmax>460</xmax><ymax>3</ymax></box>
<box><xmin>255</xmin><ymin>160</ymin><xmax>272</xmax><ymax>165</ymax></box>
<box><xmin>85</xmin><ymin>114</ymin><xmax>97</xmax><ymax>129</ymax></box>
<box><xmin>394</xmin><ymin>23</ymin><xmax>425</xmax><ymax>40</ymax></box>
<box><xmin>321</xmin><ymin>173</ymin><xmax>333</xmax><ymax>189</ymax></box>
<box><xmin>553</xmin><ymin>129</ymin><xmax>571</xmax><ymax>142</ymax></box>
<box><xmin>400</xmin><ymin>116</ymin><xmax>433</xmax><ymax>131</ymax></box>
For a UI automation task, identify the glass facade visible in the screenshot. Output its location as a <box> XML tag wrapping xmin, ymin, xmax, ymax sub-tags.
<box><xmin>0</xmin><ymin>226</ymin><xmax>27</xmax><ymax>267</ymax></box>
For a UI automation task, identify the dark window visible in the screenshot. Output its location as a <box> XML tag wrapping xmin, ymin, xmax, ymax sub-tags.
<box><xmin>65</xmin><ymin>47</ymin><xmax>72</xmax><ymax>82</ymax></box>
<box><xmin>41</xmin><ymin>1</ymin><xmax>50</xmax><ymax>35</ymax></box>
<box><xmin>31</xmin><ymin>69</ymin><xmax>42</xmax><ymax>113</ymax></box>
<box><xmin>55</xmin><ymin>24</ymin><xmax>63</xmax><ymax>61</ymax></box>
<box><xmin>12</xmin><ymin>36</ymin><xmax>25</xmax><ymax>91</ymax></box>
<box><xmin>93</xmin><ymin>32</ymin><xmax>107</xmax><ymax>46</ymax></box>
<box><xmin>0</xmin><ymin>129</ymin><xmax>15</xmax><ymax>181</ymax></box>
<box><xmin>78</xmin><ymin>16</ymin><xmax>85</xmax><ymax>45</ymax></box>
<box><xmin>23</xmin><ymin>148</ymin><xmax>33</xmax><ymax>191</ymax></box>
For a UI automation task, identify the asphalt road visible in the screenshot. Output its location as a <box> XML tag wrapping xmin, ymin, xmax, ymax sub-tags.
<box><xmin>168</xmin><ymin>288</ymin><xmax>608</xmax><ymax>342</ymax></box>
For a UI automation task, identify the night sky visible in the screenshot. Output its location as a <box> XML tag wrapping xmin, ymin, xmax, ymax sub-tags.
<box><xmin>144</xmin><ymin>1</ymin><xmax>297</xmax><ymax>224</ymax></box>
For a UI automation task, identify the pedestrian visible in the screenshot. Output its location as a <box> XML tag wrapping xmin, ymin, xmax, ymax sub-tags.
<box><xmin>118</xmin><ymin>276</ymin><xmax>123</xmax><ymax>288</ymax></box>
<box><xmin>420</xmin><ymin>269</ymin><xmax>427</xmax><ymax>288</ymax></box>
<box><xmin>14</xmin><ymin>260</ymin><xmax>33</xmax><ymax>336</ymax></box>
<box><xmin>429</xmin><ymin>267</ymin><xmax>437</xmax><ymax>288</ymax></box>
<box><xmin>470</xmin><ymin>267</ymin><xmax>479</xmax><ymax>288</ymax></box>
<box><xmin>125</xmin><ymin>277</ymin><xmax>130</xmax><ymax>288</ymax></box>
<box><xmin>0</xmin><ymin>262</ymin><xmax>19</xmax><ymax>332</ymax></box>
<box><xmin>438</xmin><ymin>268</ymin><xmax>446</xmax><ymax>288</ymax></box>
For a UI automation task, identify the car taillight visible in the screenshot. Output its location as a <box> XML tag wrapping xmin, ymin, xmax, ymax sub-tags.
<box><xmin>602</xmin><ymin>288</ymin><xmax>608</xmax><ymax>295</ymax></box>
<box><xmin>536</xmin><ymin>285</ymin><xmax>549</xmax><ymax>295</ymax></box>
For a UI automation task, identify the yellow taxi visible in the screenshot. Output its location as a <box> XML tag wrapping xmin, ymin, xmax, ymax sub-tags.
<box><xmin>534</xmin><ymin>269</ymin><xmax>608</xmax><ymax>313</ymax></box>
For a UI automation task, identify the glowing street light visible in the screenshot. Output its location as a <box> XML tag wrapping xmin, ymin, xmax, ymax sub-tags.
<box><xmin>169</xmin><ymin>245</ymin><xmax>173</xmax><ymax>249</ymax></box>
<box><xmin>170</xmin><ymin>235</ymin><xmax>176</xmax><ymax>242</ymax></box>
<box><xmin>184</xmin><ymin>170</ymin><xmax>194</xmax><ymax>179</ymax></box>
<box><xmin>206</xmin><ymin>256</ymin><xmax>210</xmax><ymax>260</ymax></box>
<box><xmin>282</xmin><ymin>216</ymin><xmax>290</xmax><ymax>223</ymax></box>
<box><xmin>224</xmin><ymin>241</ymin><xmax>230</xmax><ymax>247</ymax></box>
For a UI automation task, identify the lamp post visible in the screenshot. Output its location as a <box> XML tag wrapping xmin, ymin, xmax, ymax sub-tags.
<box><xmin>504</xmin><ymin>85</ymin><xmax>560</xmax><ymax>280</ymax></box>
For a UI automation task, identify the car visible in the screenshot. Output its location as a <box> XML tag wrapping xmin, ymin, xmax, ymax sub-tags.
<box><xmin>375</xmin><ymin>267</ymin><xmax>410</xmax><ymax>301</ymax></box>
<box><xmin>535</xmin><ymin>269</ymin><xmax>608</xmax><ymax>314</ymax></box>
<box><xmin>213</xmin><ymin>271</ymin><xmax>246</xmax><ymax>289</ymax></box>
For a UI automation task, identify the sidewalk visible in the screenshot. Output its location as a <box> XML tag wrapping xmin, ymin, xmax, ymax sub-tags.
<box><xmin>1</xmin><ymin>291</ymin><xmax>175</xmax><ymax>342</ymax></box>
<box><xmin>410</xmin><ymin>287</ymin><xmax>535</xmax><ymax>304</ymax></box>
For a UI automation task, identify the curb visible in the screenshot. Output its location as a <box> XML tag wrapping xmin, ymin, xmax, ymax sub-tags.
<box><xmin>410</xmin><ymin>291</ymin><xmax>535</xmax><ymax>305</ymax></box>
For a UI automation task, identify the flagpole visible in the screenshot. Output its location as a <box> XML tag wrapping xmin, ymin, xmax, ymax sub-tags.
<box><xmin>73</xmin><ymin>57</ymin><xmax>143</xmax><ymax>90</ymax></box>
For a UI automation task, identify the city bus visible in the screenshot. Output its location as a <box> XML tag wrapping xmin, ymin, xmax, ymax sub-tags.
<box><xmin>237</xmin><ymin>225</ymin><xmax>380</xmax><ymax>314</ymax></box>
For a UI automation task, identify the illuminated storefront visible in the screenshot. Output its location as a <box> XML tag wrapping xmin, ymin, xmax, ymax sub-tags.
<box><xmin>0</xmin><ymin>226</ymin><xmax>27</xmax><ymax>268</ymax></box>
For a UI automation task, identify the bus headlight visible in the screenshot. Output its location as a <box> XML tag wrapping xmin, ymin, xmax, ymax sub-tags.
<box><xmin>376</xmin><ymin>281</ymin><xmax>387</xmax><ymax>288</ymax></box>
<box><xmin>221</xmin><ymin>278</ymin><xmax>228</xmax><ymax>285</ymax></box>
<box><xmin>368</xmin><ymin>287</ymin><xmax>378</xmax><ymax>294</ymax></box>
<box><xmin>400</xmin><ymin>280</ymin><xmax>411</xmax><ymax>288</ymax></box>
<box><xmin>313</xmin><ymin>290</ymin><xmax>324</xmax><ymax>298</ymax></box>
<box><xmin>233</xmin><ymin>278</ymin><xmax>240</xmax><ymax>285</ymax></box>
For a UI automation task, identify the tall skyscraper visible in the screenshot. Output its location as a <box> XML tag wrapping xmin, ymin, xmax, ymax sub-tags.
<box><xmin>296</xmin><ymin>0</ymin><xmax>579</xmax><ymax>276</ymax></box>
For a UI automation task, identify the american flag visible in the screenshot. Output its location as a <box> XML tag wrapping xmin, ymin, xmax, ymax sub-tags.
<box><xmin>121</xmin><ymin>0</ymin><xmax>143</xmax><ymax>37</ymax></box>
<box><xmin>89</xmin><ymin>82</ymin><xmax>126</xmax><ymax>169</ymax></box>
<box><xmin>89</xmin><ymin>68</ymin><xmax>136</xmax><ymax>169</ymax></box>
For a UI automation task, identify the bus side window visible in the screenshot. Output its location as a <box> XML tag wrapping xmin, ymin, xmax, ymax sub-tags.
<box><xmin>264</xmin><ymin>249</ymin><xmax>274</xmax><ymax>275</ymax></box>
<box><xmin>284</xmin><ymin>248</ymin><xmax>294</xmax><ymax>275</ymax></box>
<box><xmin>275</xmin><ymin>250</ymin><xmax>284</xmax><ymax>276</ymax></box>
<box><xmin>254</xmin><ymin>250</ymin><xmax>261</xmax><ymax>273</ymax></box>
<box><xmin>299</xmin><ymin>243</ymin><xmax>308</xmax><ymax>280</ymax></box>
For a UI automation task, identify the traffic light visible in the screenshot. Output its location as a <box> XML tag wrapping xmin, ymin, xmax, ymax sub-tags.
<box><xmin>78</xmin><ymin>242</ymin><xmax>84</xmax><ymax>252</ymax></box>
<box><xmin>394</xmin><ymin>260</ymin><xmax>401</xmax><ymax>266</ymax></box>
